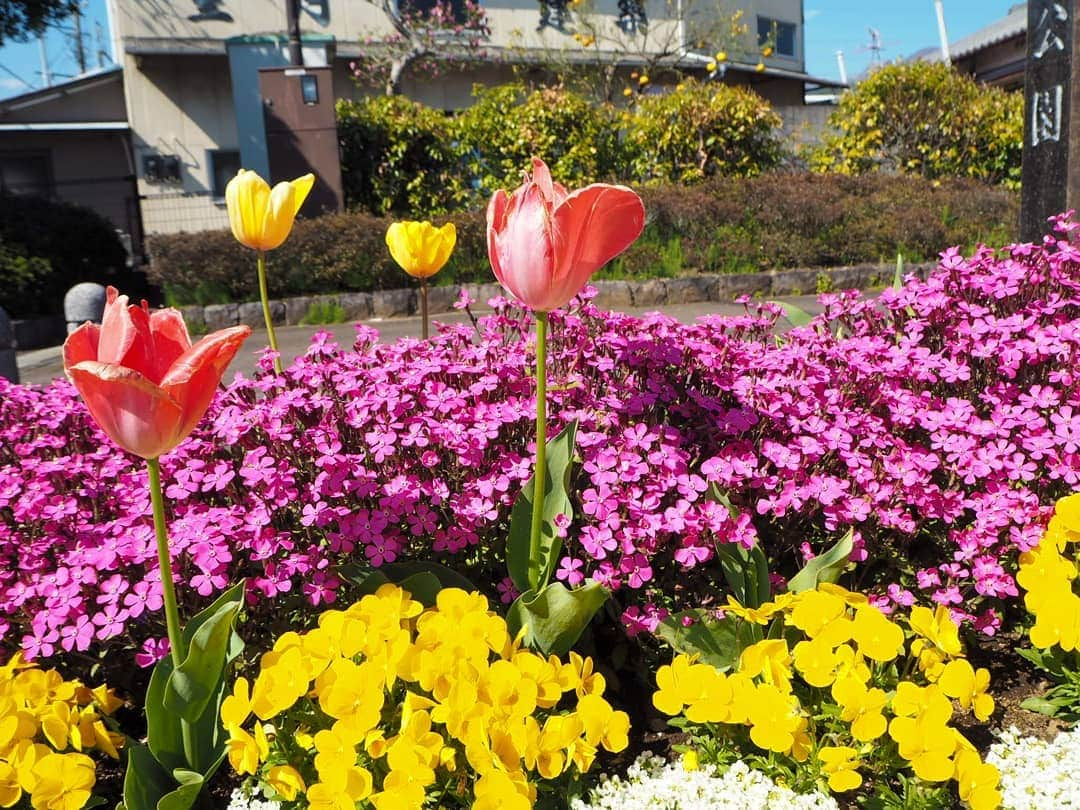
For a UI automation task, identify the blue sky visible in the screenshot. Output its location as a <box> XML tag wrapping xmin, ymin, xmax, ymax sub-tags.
<box><xmin>0</xmin><ymin>0</ymin><xmax>1023</xmax><ymax>99</ymax></box>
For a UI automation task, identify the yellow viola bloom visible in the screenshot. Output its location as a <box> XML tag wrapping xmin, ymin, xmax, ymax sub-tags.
<box><xmin>788</xmin><ymin>589</ymin><xmax>847</xmax><ymax>637</ymax></box>
<box><xmin>225</xmin><ymin>169</ymin><xmax>315</xmax><ymax>252</ymax></box>
<box><xmin>818</xmin><ymin>745</ymin><xmax>862</xmax><ymax>792</ymax></box>
<box><xmin>955</xmin><ymin>749</ymin><xmax>1002</xmax><ymax>810</ymax></box>
<box><xmin>938</xmin><ymin>659</ymin><xmax>995</xmax><ymax>721</ymax></box>
<box><xmin>746</xmin><ymin>682</ymin><xmax>802</xmax><ymax>754</ymax></box>
<box><xmin>831</xmin><ymin>674</ymin><xmax>887</xmax><ymax>741</ymax></box>
<box><xmin>385</xmin><ymin>220</ymin><xmax>457</xmax><ymax>280</ymax></box>
<box><xmin>888</xmin><ymin>716</ymin><xmax>956</xmax><ymax>782</ymax></box>
<box><xmin>851</xmin><ymin>606</ymin><xmax>904</xmax><ymax>662</ymax></box>
<box><xmin>266</xmin><ymin>765</ymin><xmax>306</xmax><ymax>801</ymax></box>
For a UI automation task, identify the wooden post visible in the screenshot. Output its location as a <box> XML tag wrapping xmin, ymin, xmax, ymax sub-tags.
<box><xmin>1021</xmin><ymin>0</ymin><xmax>1074</xmax><ymax>242</ymax></box>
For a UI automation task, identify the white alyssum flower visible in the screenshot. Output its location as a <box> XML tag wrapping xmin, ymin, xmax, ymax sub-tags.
<box><xmin>571</xmin><ymin>753</ymin><xmax>838</xmax><ymax>810</ymax></box>
<box><xmin>988</xmin><ymin>725</ymin><xmax>1080</xmax><ymax>809</ymax></box>
<box><xmin>225</xmin><ymin>787</ymin><xmax>282</xmax><ymax>810</ymax></box>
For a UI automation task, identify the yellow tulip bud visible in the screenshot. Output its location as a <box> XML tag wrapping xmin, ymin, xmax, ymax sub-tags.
<box><xmin>715</xmin><ymin>50</ymin><xmax>727</xmax><ymax>62</ymax></box>
<box><xmin>755</xmin><ymin>62</ymin><xmax>766</xmax><ymax>73</ymax></box>
<box><xmin>225</xmin><ymin>169</ymin><xmax>315</xmax><ymax>252</ymax></box>
<box><xmin>385</xmin><ymin>220</ymin><xmax>457</xmax><ymax>279</ymax></box>
<box><xmin>638</xmin><ymin>74</ymin><xmax>649</xmax><ymax>85</ymax></box>
<box><xmin>623</xmin><ymin>87</ymin><xmax>633</xmax><ymax>97</ymax></box>
<box><xmin>706</xmin><ymin>60</ymin><xmax>717</xmax><ymax>72</ymax></box>
<box><xmin>762</xmin><ymin>46</ymin><xmax>773</xmax><ymax>57</ymax></box>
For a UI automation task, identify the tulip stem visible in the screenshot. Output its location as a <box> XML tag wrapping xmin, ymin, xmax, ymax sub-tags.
<box><xmin>420</xmin><ymin>281</ymin><xmax>429</xmax><ymax>340</ymax></box>
<box><xmin>529</xmin><ymin>311</ymin><xmax>548</xmax><ymax>585</ymax></box>
<box><xmin>256</xmin><ymin>251</ymin><xmax>282</xmax><ymax>374</ymax></box>
<box><xmin>147</xmin><ymin>456</ymin><xmax>198</xmax><ymax>771</ymax></box>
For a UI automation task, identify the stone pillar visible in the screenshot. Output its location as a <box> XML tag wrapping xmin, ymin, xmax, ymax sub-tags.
<box><xmin>64</xmin><ymin>282</ymin><xmax>107</xmax><ymax>334</ymax></box>
<box><xmin>0</xmin><ymin>306</ymin><xmax>17</xmax><ymax>384</ymax></box>
<box><xmin>1021</xmin><ymin>0</ymin><xmax>1074</xmax><ymax>243</ymax></box>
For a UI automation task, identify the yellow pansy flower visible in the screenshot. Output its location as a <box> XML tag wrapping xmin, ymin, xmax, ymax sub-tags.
<box><xmin>938</xmin><ymin>659</ymin><xmax>995</xmax><ymax>721</ymax></box>
<box><xmin>851</xmin><ymin>606</ymin><xmax>904</xmax><ymax>662</ymax></box>
<box><xmin>831</xmin><ymin>674</ymin><xmax>887</xmax><ymax>741</ymax></box>
<box><xmin>818</xmin><ymin>745</ymin><xmax>862</xmax><ymax>792</ymax></box>
<box><xmin>267</xmin><ymin>765</ymin><xmax>306</xmax><ymax>801</ymax></box>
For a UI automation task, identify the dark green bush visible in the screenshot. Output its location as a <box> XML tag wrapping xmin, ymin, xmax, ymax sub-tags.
<box><xmin>0</xmin><ymin>193</ymin><xmax>134</xmax><ymax>318</ymax></box>
<box><xmin>809</xmin><ymin>62</ymin><xmax>1023</xmax><ymax>188</ymax></box>
<box><xmin>149</xmin><ymin>172</ymin><xmax>1017</xmax><ymax>305</ymax></box>
<box><xmin>336</xmin><ymin>95</ymin><xmax>469</xmax><ymax>217</ymax></box>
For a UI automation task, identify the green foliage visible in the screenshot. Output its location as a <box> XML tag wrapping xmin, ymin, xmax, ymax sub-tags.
<box><xmin>124</xmin><ymin>582</ymin><xmax>245</xmax><ymax>810</ymax></box>
<box><xmin>809</xmin><ymin>61</ymin><xmax>1023</xmax><ymax>188</ymax></box>
<box><xmin>298</xmin><ymin>297</ymin><xmax>346</xmax><ymax>325</ymax></box>
<box><xmin>336</xmin><ymin>95</ymin><xmax>468</xmax><ymax>217</ymax></box>
<box><xmin>1017</xmin><ymin>646</ymin><xmax>1080</xmax><ymax>723</ymax></box>
<box><xmin>0</xmin><ymin>192</ymin><xmax>135</xmax><ymax>317</ymax></box>
<box><xmin>0</xmin><ymin>0</ymin><xmax>77</xmax><ymax>45</ymax></box>
<box><xmin>455</xmin><ymin>83</ymin><xmax>623</xmax><ymax>196</ymax></box>
<box><xmin>624</xmin><ymin>79</ymin><xmax>783</xmax><ymax>184</ymax></box>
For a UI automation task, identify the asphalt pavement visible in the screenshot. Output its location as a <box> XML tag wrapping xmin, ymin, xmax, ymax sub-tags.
<box><xmin>14</xmin><ymin>296</ymin><xmax>828</xmax><ymax>387</ymax></box>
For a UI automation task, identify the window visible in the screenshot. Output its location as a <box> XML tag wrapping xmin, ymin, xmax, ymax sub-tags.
<box><xmin>209</xmin><ymin>150</ymin><xmax>241</xmax><ymax>199</ymax></box>
<box><xmin>0</xmin><ymin>152</ymin><xmax>53</xmax><ymax>197</ymax></box>
<box><xmin>758</xmin><ymin>16</ymin><xmax>797</xmax><ymax>58</ymax></box>
<box><xmin>400</xmin><ymin>0</ymin><xmax>468</xmax><ymax>24</ymax></box>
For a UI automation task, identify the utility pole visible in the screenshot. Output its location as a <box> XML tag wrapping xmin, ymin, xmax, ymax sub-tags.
<box><xmin>934</xmin><ymin>0</ymin><xmax>950</xmax><ymax>64</ymax></box>
<box><xmin>72</xmin><ymin>1</ymin><xmax>87</xmax><ymax>74</ymax></box>
<box><xmin>38</xmin><ymin>36</ymin><xmax>51</xmax><ymax>87</ymax></box>
<box><xmin>286</xmin><ymin>0</ymin><xmax>304</xmax><ymax>66</ymax></box>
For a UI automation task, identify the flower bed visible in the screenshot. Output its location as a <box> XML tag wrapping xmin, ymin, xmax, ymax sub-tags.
<box><xmin>4</xmin><ymin>218</ymin><xmax>1080</xmax><ymax>673</ymax></box>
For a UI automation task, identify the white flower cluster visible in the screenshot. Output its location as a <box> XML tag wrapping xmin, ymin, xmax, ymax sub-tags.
<box><xmin>571</xmin><ymin>753</ymin><xmax>838</xmax><ymax>810</ymax></box>
<box><xmin>988</xmin><ymin>725</ymin><xmax>1080</xmax><ymax>809</ymax></box>
<box><xmin>225</xmin><ymin>787</ymin><xmax>282</xmax><ymax>810</ymax></box>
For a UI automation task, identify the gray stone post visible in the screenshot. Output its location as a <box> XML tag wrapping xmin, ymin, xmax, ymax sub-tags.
<box><xmin>64</xmin><ymin>282</ymin><xmax>107</xmax><ymax>334</ymax></box>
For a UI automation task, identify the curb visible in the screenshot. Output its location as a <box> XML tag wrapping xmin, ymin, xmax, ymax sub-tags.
<box><xmin>179</xmin><ymin>262</ymin><xmax>932</xmax><ymax>333</ymax></box>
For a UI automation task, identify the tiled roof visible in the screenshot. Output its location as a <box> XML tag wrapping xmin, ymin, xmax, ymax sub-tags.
<box><xmin>948</xmin><ymin>2</ymin><xmax>1027</xmax><ymax>60</ymax></box>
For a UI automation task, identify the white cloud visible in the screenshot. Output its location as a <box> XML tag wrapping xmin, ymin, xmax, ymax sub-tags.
<box><xmin>806</xmin><ymin>9</ymin><xmax>823</xmax><ymax>21</ymax></box>
<box><xmin>0</xmin><ymin>77</ymin><xmax>30</xmax><ymax>92</ymax></box>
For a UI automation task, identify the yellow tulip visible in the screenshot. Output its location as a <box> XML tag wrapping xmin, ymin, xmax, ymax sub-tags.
<box><xmin>706</xmin><ymin>60</ymin><xmax>717</xmax><ymax>72</ymax></box>
<box><xmin>225</xmin><ymin>169</ymin><xmax>315</xmax><ymax>252</ymax></box>
<box><xmin>385</xmin><ymin>220</ymin><xmax>457</xmax><ymax>279</ymax></box>
<box><xmin>756</xmin><ymin>62</ymin><xmax>766</xmax><ymax>73</ymax></box>
<box><xmin>715</xmin><ymin>50</ymin><xmax>727</xmax><ymax>62</ymax></box>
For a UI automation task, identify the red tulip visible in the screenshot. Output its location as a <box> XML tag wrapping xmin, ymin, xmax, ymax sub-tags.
<box><xmin>486</xmin><ymin>158</ymin><xmax>644</xmax><ymax>312</ymax></box>
<box><xmin>63</xmin><ymin>287</ymin><xmax>251</xmax><ymax>459</ymax></box>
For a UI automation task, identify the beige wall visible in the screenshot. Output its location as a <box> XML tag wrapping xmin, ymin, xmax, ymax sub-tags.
<box><xmin>110</xmin><ymin>0</ymin><xmax>802</xmax><ymax>65</ymax></box>
<box><xmin>122</xmin><ymin>52</ymin><xmax>238</xmax><ymax>232</ymax></box>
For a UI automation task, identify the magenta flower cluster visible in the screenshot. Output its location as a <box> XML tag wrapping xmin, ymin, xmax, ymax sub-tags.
<box><xmin>3</xmin><ymin>218</ymin><xmax>1080</xmax><ymax>668</ymax></box>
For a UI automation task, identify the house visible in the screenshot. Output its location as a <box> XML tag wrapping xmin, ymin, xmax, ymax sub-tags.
<box><xmin>0</xmin><ymin>0</ymin><xmax>837</xmax><ymax>249</ymax></box>
<box><xmin>923</xmin><ymin>2</ymin><xmax>1026</xmax><ymax>90</ymax></box>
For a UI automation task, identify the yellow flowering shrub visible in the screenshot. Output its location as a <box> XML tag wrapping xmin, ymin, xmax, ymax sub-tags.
<box><xmin>222</xmin><ymin>584</ymin><xmax>628</xmax><ymax>808</ymax></box>
<box><xmin>0</xmin><ymin>653</ymin><xmax>124</xmax><ymax>810</ymax></box>
<box><xmin>654</xmin><ymin>583</ymin><xmax>1001</xmax><ymax>809</ymax></box>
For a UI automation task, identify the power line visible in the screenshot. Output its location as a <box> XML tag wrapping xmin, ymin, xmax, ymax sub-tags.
<box><xmin>0</xmin><ymin>63</ymin><xmax>34</xmax><ymax>91</ymax></box>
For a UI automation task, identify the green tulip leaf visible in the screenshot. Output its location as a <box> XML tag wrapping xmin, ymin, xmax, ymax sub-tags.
<box><xmin>771</xmin><ymin>301</ymin><xmax>814</xmax><ymax>328</ymax></box>
<box><xmin>714</xmin><ymin>540</ymin><xmax>771</xmax><ymax>609</ymax></box>
<box><xmin>121</xmin><ymin>742</ymin><xmax>173</xmax><ymax>810</ymax></box>
<box><xmin>164</xmin><ymin>583</ymin><xmax>245</xmax><ymax>723</ymax></box>
<box><xmin>788</xmin><ymin>529</ymin><xmax>854</xmax><ymax>594</ymax></box>
<box><xmin>655</xmin><ymin>610</ymin><xmax>740</xmax><ymax>671</ymax></box>
<box><xmin>506</xmin><ymin>580</ymin><xmax>608</xmax><ymax>656</ymax></box>
<box><xmin>342</xmin><ymin>561</ymin><xmax>478</xmax><ymax>606</ymax></box>
<box><xmin>507</xmin><ymin>419</ymin><xmax>578</xmax><ymax>593</ymax></box>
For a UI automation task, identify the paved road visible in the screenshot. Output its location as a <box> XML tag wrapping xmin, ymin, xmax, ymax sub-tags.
<box><xmin>15</xmin><ymin>296</ymin><xmax>828</xmax><ymax>387</ymax></box>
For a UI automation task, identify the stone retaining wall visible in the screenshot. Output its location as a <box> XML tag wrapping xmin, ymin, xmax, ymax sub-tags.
<box><xmin>181</xmin><ymin>263</ymin><xmax>933</xmax><ymax>332</ymax></box>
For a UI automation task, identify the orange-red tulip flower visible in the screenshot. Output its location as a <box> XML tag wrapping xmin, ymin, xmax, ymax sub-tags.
<box><xmin>63</xmin><ymin>287</ymin><xmax>250</xmax><ymax>459</ymax></box>
<box><xmin>486</xmin><ymin>158</ymin><xmax>644</xmax><ymax>312</ymax></box>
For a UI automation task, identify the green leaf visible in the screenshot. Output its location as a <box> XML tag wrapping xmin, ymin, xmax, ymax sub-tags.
<box><xmin>770</xmin><ymin>301</ymin><xmax>814</xmax><ymax>328</ymax></box>
<box><xmin>655</xmin><ymin>610</ymin><xmax>740</xmax><ymax>671</ymax></box>
<box><xmin>1020</xmin><ymin>696</ymin><xmax>1064</xmax><ymax>717</ymax></box>
<box><xmin>164</xmin><ymin>586</ymin><xmax>244</xmax><ymax>723</ymax></box>
<box><xmin>714</xmin><ymin>541</ymin><xmax>770</xmax><ymax>609</ymax></box>
<box><xmin>144</xmin><ymin>658</ymin><xmax>184</xmax><ymax>775</ymax></box>
<box><xmin>507</xmin><ymin>419</ymin><xmax>579</xmax><ymax>593</ymax></box>
<box><xmin>893</xmin><ymin>251</ymin><xmax>905</xmax><ymax>290</ymax></box>
<box><xmin>121</xmin><ymin>741</ymin><xmax>175</xmax><ymax>810</ymax></box>
<box><xmin>380</xmin><ymin>561</ymin><xmax>477</xmax><ymax>595</ymax></box>
<box><xmin>506</xmin><ymin>580</ymin><xmax>608</xmax><ymax>656</ymax></box>
<box><xmin>341</xmin><ymin>561</ymin><xmax>477</xmax><ymax>606</ymax></box>
<box><xmin>788</xmin><ymin>529</ymin><xmax>854</xmax><ymax>593</ymax></box>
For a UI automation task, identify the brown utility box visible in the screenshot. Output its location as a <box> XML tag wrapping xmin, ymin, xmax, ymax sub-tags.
<box><xmin>259</xmin><ymin>65</ymin><xmax>343</xmax><ymax>216</ymax></box>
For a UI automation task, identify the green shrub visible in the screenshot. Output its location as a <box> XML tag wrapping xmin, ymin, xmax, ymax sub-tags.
<box><xmin>147</xmin><ymin>209</ymin><xmax>493</xmax><ymax>306</ymax></box>
<box><xmin>148</xmin><ymin>172</ymin><xmax>1017</xmax><ymax>304</ymax></box>
<box><xmin>454</xmin><ymin>82</ymin><xmax>624</xmax><ymax>196</ymax></box>
<box><xmin>0</xmin><ymin>193</ymin><xmax>135</xmax><ymax>317</ymax></box>
<box><xmin>808</xmin><ymin>61</ymin><xmax>1023</xmax><ymax>188</ymax></box>
<box><xmin>336</xmin><ymin>95</ymin><xmax>469</xmax><ymax>216</ymax></box>
<box><xmin>623</xmin><ymin>79</ymin><xmax>783</xmax><ymax>184</ymax></box>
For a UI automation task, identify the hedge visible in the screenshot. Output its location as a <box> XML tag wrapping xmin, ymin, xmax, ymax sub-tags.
<box><xmin>0</xmin><ymin>193</ymin><xmax>139</xmax><ymax>318</ymax></box>
<box><xmin>147</xmin><ymin>172</ymin><xmax>1018</xmax><ymax>305</ymax></box>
